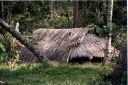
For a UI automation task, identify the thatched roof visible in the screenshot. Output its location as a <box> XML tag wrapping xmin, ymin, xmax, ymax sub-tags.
<box><xmin>18</xmin><ymin>28</ymin><xmax>119</xmax><ymax>62</ymax></box>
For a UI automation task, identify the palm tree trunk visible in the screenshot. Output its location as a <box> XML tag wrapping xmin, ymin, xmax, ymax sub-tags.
<box><xmin>103</xmin><ymin>0</ymin><xmax>113</xmax><ymax>64</ymax></box>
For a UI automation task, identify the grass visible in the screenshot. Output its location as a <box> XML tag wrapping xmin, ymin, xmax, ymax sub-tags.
<box><xmin>0</xmin><ymin>62</ymin><xmax>114</xmax><ymax>85</ymax></box>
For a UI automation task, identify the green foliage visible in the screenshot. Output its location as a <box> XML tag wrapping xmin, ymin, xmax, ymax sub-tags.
<box><xmin>112</xmin><ymin>25</ymin><xmax>126</xmax><ymax>48</ymax></box>
<box><xmin>0</xmin><ymin>34</ymin><xmax>10</xmax><ymax>63</ymax></box>
<box><xmin>45</xmin><ymin>11</ymin><xmax>71</xmax><ymax>28</ymax></box>
<box><xmin>80</xmin><ymin>1</ymin><xmax>106</xmax><ymax>27</ymax></box>
<box><xmin>0</xmin><ymin>22</ymin><xmax>21</xmax><ymax>63</ymax></box>
<box><xmin>0</xmin><ymin>53</ymin><xmax>8</xmax><ymax>63</ymax></box>
<box><xmin>113</xmin><ymin>1</ymin><xmax>126</xmax><ymax>26</ymax></box>
<box><xmin>11</xmin><ymin>1</ymin><xmax>73</xmax><ymax>29</ymax></box>
<box><xmin>0</xmin><ymin>42</ymin><xmax>6</xmax><ymax>52</ymax></box>
<box><xmin>0</xmin><ymin>42</ymin><xmax>7</xmax><ymax>63</ymax></box>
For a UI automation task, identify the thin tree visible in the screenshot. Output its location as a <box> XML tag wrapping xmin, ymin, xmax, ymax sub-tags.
<box><xmin>73</xmin><ymin>0</ymin><xmax>80</xmax><ymax>28</ymax></box>
<box><xmin>64</xmin><ymin>2</ymin><xmax>71</xmax><ymax>28</ymax></box>
<box><xmin>49</xmin><ymin>1</ymin><xmax>54</xmax><ymax>19</ymax></box>
<box><xmin>1</xmin><ymin>1</ymin><xmax>4</xmax><ymax>19</ymax></box>
<box><xmin>103</xmin><ymin>0</ymin><xmax>113</xmax><ymax>64</ymax></box>
<box><xmin>23</xmin><ymin>1</ymin><xmax>28</xmax><ymax>13</ymax></box>
<box><xmin>7</xmin><ymin>2</ymin><xmax>12</xmax><ymax>23</ymax></box>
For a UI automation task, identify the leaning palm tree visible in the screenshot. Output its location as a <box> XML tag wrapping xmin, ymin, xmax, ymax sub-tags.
<box><xmin>0</xmin><ymin>19</ymin><xmax>42</xmax><ymax>62</ymax></box>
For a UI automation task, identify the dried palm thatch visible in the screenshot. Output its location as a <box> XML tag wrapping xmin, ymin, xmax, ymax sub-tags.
<box><xmin>18</xmin><ymin>28</ymin><xmax>119</xmax><ymax>62</ymax></box>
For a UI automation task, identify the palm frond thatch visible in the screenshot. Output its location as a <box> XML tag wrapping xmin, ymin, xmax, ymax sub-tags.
<box><xmin>27</xmin><ymin>28</ymin><xmax>119</xmax><ymax>62</ymax></box>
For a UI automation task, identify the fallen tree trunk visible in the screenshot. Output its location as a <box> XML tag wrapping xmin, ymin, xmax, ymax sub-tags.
<box><xmin>0</xmin><ymin>19</ymin><xmax>42</xmax><ymax>62</ymax></box>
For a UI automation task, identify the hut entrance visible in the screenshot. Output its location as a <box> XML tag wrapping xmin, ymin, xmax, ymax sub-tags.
<box><xmin>69</xmin><ymin>56</ymin><xmax>104</xmax><ymax>64</ymax></box>
<box><xmin>90</xmin><ymin>57</ymin><xmax>104</xmax><ymax>63</ymax></box>
<box><xmin>69</xmin><ymin>57</ymin><xmax>90</xmax><ymax>64</ymax></box>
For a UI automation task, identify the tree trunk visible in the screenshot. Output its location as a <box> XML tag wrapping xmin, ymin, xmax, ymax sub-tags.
<box><xmin>23</xmin><ymin>1</ymin><xmax>28</xmax><ymax>13</ymax></box>
<box><xmin>0</xmin><ymin>20</ymin><xmax>42</xmax><ymax>62</ymax></box>
<box><xmin>1</xmin><ymin>1</ymin><xmax>4</xmax><ymax>19</ymax></box>
<box><xmin>64</xmin><ymin>2</ymin><xmax>71</xmax><ymax>28</ymax></box>
<box><xmin>7</xmin><ymin>2</ymin><xmax>12</xmax><ymax>23</ymax></box>
<box><xmin>73</xmin><ymin>0</ymin><xmax>80</xmax><ymax>28</ymax></box>
<box><xmin>103</xmin><ymin>0</ymin><xmax>113</xmax><ymax>64</ymax></box>
<box><xmin>49</xmin><ymin>1</ymin><xmax>54</xmax><ymax>19</ymax></box>
<box><xmin>111</xmin><ymin>42</ymin><xmax>127</xmax><ymax>85</ymax></box>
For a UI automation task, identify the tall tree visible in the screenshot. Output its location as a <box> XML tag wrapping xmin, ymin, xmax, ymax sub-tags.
<box><xmin>103</xmin><ymin>0</ymin><xmax>113</xmax><ymax>64</ymax></box>
<box><xmin>1</xmin><ymin>1</ymin><xmax>4</xmax><ymax>19</ymax></box>
<box><xmin>73</xmin><ymin>0</ymin><xmax>80</xmax><ymax>28</ymax></box>
<box><xmin>49</xmin><ymin>1</ymin><xmax>54</xmax><ymax>19</ymax></box>
<box><xmin>23</xmin><ymin>1</ymin><xmax>28</xmax><ymax>13</ymax></box>
<box><xmin>7</xmin><ymin>2</ymin><xmax>12</xmax><ymax>23</ymax></box>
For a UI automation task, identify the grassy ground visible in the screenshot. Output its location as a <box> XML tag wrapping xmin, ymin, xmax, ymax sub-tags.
<box><xmin>0</xmin><ymin>62</ymin><xmax>114</xmax><ymax>85</ymax></box>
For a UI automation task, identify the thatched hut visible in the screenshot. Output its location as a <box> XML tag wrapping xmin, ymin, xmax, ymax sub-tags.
<box><xmin>18</xmin><ymin>28</ymin><xmax>119</xmax><ymax>63</ymax></box>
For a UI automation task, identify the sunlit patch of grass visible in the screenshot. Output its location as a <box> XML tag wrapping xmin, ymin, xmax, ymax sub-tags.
<box><xmin>0</xmin><ymin>62</ymin><xmax>114</xmax><ymax>85</ymax></box>
<box><xmin>48</xmin><ymin>61</ymin><xmax>62</xmax><ymax>67</ymax></box>
<box><xmin>69</xmin><ymin>62</ymin><xmax>102</xmax><ymax>68</ymax></box>
<box><xmin>48</xmin><ymin>61</ymin><xmax>103</xmax><ymax>68</ymax></box>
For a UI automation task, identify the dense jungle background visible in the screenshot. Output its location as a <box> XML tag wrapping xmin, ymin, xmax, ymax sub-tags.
<box><xmin>0</xmin><ymin>1</ymin><xmax>127</xmax><ymax>85</ymax></box>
